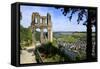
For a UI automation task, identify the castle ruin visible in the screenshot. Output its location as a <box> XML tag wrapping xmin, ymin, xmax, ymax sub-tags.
<box><xmin>31</xmin><ymin>12</ymin><xmax>53</xmax><ymax>45</ymax></box>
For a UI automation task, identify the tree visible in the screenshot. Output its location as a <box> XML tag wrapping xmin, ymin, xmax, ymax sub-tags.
<box><xmin>55</xmin><ymin>7</ymin><xmax>97</xmax><ymax>60</ymax></box>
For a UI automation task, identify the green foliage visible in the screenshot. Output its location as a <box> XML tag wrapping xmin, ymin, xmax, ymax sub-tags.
<box><xmin>59</xmin><ymin>35</ymin><xmax>77</xmax><ymax>43</ymax></box>
<box><xmin>55</xmin><ymin>33</ymin><xmax>86</xmax><ymax>43</ymax></box>
<box><xmin>20</xmin><ymin>25</ymin><xmax>41</xmax><ymax>48</ymax></box>
<box><xmin>20</xmin><ymin>25</ymin><xmax>32</xmax><ymax>48</ymax></box>
<box><xmin>52</xmin><ymin>38</ymin><xmax>57</xmax><ymax>46</ymax></box>
<box><xmin>44</xmin><ymin>54</ymin><xmax>61</xmax><ymax>62</ymax></box>
<box><xmin>35</xmin><ymin>31</ymin><xmax>40</xmax><ymax>41</ymax></box>
<box><xmin>36</xmin><ymin>42</ymin><xmax>72</xmax><ymax>62</ymax></box>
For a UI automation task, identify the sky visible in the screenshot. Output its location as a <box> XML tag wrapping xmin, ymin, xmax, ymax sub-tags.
<box><xmin>20</xmin><ymin>5</ymin><xmax>93</xmax><ymax>32</ymax></box>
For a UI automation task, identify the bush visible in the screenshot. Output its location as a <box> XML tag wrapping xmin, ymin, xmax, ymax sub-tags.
<box><xmin>36</xmin><ymin>42</ymin><xmax>72</xmax><ymax>62</ymax></box>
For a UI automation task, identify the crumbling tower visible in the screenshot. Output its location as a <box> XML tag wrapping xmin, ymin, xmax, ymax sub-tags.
<box><xmin>31</xmin><ymin>12</ymin><xmax>53</xmax><ymax>45</ymax></box>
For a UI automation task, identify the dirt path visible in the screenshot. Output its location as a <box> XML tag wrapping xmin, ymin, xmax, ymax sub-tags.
<box><xmin>20</xmin><ymin>45</ymin><xmax>37</xmax><ymax>64</ymax></box>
